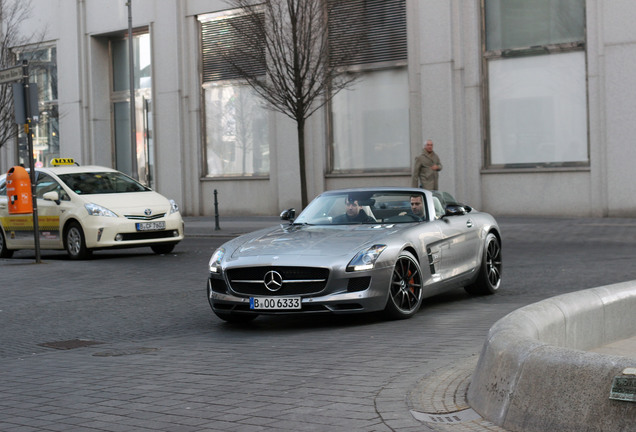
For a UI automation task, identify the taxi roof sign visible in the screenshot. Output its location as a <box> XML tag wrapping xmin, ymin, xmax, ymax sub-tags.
<box><xmin>50</xmin><ymin>158</ymin><xmax>77</xmax><ymax>166</ymax></box>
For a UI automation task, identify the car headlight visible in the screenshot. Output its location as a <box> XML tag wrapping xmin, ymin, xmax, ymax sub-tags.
<box><xmin>169</xmin><ymin>199</ymin><xmax>179</xmax><ymax>214</ymax></box>
<box><xmin>347</xmin><ymin>244</ymin><xmax>387</xmax><ymax>272</ymax></box>
<box><xmin>209</xmin><ymin>248</ymin><xmax>225</xmax><ymax>273</ymax></box>
<box><xmin>85</xmin><ymin>203</ymin><xmax>117</xmax><ymax>217</ymax></box>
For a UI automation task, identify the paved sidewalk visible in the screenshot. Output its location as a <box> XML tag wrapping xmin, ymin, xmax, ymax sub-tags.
<box><xmin>2</xmin><ymin>215</ymin><xmax>634</xmax><ymax>431</ymax></box>
<box><xmin>184</xmin><ymin>216</ymin><xmax>281</xmax><ymax>237</ymax></box>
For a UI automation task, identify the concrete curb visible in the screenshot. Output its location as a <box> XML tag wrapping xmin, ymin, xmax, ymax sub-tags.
<box><xmin>467</xmin><ymin>281</ymin><xmax>636</xmax><ymax>432</ymax></box>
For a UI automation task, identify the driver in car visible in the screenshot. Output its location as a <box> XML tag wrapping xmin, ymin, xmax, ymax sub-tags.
<box><xmin>333</xmin><ymin>196</ymin><xmax>376</xmax><ymax>224</ymax></box>
<box><xmin>399</xmin><ymin>195</ymin><xmax>425</xmax><ymax>219</ymax></box>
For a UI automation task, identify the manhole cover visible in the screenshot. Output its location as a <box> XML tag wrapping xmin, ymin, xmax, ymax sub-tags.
<box><xmin>39</xmin><ymin>339</ymin><xmax>104</xmax><ymax>350</ymax></box>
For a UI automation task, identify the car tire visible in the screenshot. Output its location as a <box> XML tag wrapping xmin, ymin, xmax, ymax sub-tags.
<box><xmin>384</xmin><ymin>251</ymin><xmax>423</xmax><ymax>320</ymax></box>
<box><xmin>65</xmin><ymin>222</ymin><xmax>92</xmax><ymax>260</ymax></box>
<box><xmin>151</xmin><ymin>243</ymin><xmax>176</xmax><ymax>254</ymax></box>
<box><xmin>214</xmin><ymin>311</ymin><xmax>258</xmax><ymax>323</ymax></box>
<box><xmin>465</xmin><ymin>232</ymin><xmax>502</xmax><ymax>295</ymax></box>
<box><xmin>0</xmin><ymin>228</ymin><xmax>14</xmax><ymax>258</ymax></box>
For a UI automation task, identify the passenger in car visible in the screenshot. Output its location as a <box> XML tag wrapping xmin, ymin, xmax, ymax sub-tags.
<box><xmin>333</xmin><ymin>196</ymin><xmax>376</xmax><ymax>224</ymax></box>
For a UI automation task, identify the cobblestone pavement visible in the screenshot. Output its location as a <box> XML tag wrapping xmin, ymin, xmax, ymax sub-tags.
<box><xmin>1</xmin><ymin>216</ymin><xmax>636</xmax><ymax>431</ymax></box>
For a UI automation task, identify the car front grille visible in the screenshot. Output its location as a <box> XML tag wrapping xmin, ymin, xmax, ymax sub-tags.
<box><xmin>226</xmin><ymin>266</ymin><xmax>329</xmax><ymax>296</ymax></box>
<box><xmin>124</xmin><ymin>213</ymin><xmax>166</xmax><ymax>221</ymax></box>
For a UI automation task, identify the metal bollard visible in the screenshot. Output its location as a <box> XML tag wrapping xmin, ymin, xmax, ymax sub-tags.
<box><xmin>214</xmin><ymin>189</ymin><xmax>220</xmax><ymax>231</ymax></box>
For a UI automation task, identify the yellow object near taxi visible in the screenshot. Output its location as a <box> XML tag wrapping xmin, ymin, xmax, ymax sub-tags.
<box><xmin>0</xmin><ymin>163</ymin><xmax>184</xmax><ymax>259</ymax></box>
<box><xmin>50</xmin><ymin>158</ymin><xmax>77</xmax><ymax>166</ymax></box>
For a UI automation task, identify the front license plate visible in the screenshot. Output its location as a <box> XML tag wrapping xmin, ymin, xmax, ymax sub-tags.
<box><xmin>250</xmin><ymin>297</ymin><xmax>301</xmax><ymax>310</ymax></box>
<box><xmin>136</xmin><ymin>221</ymin><xmax>166</xmax><ymax>231</ymax></box>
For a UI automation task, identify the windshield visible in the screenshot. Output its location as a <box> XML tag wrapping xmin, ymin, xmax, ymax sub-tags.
<box><xmin>57</xmin><ymin>171</ymin><xmax>150</xmax><ymax>195</ymax></box>
<box><xmin>294</xmin><ymin>191</ymin><xmax>429</xmax><ymax>225</ymax></box>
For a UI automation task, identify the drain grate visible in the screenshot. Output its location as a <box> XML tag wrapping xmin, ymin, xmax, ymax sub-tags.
<box><xmin>411</xmin><ymin>408</ymin><xmax>481</xmax><ymax>424</ymax></box>
<box><xmin>39</xmin><ymin>339</ymin><xmax>104</xmax><ymax>350</ymax></box>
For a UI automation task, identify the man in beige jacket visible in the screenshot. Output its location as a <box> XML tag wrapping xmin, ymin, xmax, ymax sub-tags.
<box><xmin>411</xmin><ymin>139</ymin><xmax>442</xmax><ymax>190</ymax></box>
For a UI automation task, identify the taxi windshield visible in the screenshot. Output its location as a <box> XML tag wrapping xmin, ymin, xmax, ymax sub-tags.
<box><xmin>57</xmin><ymin>172</ymin><xmax>150</xmax><ymax>195</ymax></box>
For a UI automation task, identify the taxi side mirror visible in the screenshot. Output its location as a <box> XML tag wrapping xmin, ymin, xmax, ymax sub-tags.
<box><xmin>42</xmin><ymin>191</ymin><xmax>60</xmax><ymax>205</ymax></box>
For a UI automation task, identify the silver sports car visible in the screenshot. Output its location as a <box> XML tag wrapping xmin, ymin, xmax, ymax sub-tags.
<box><xmin>207</xmin><ymin>187</ymin><xmax>502</xmax><ymax>322</ymax></box>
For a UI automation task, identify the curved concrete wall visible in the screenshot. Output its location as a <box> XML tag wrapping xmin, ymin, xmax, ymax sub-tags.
<box><xmin>468</xmin><ymin>281</ymin><xmax>636</xmax><ymax>432</ymax></box>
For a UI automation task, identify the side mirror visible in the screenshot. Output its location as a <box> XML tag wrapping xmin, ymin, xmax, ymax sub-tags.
<box><xmin>42</xmin><ymin>191</ymin><xmax>60</xmax><ymax>205</ymax></box>
<box><xmin>280</xmin><ymin>208</ymin><xmax>296</xmax><ymax>221</ymax></box>
<box><xmin>443</xmin><ymin>204</ymin><xmax>467</xmax><ymax>217</ymax></box>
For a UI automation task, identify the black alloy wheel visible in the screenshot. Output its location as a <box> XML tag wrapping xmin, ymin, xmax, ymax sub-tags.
<box><xmin>465</xmin><ymin>232</ymin><xmax>502</xmax><ymax>295</ymax></box>
<box><xmin>384</xmin><ymin>251</ymin><xmax>423</xmax><ymax>319</ymax></box>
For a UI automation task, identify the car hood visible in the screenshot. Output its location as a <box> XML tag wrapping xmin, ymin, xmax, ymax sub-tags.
<box><xmin>230</xmin><ymin>224</ymin><xmax>407</xmax><ymax>258</ymax></box>
<box><xmin>79</xmin><ymin>191</ymin><xmax>172</xmax><ymax>215</ymax></box>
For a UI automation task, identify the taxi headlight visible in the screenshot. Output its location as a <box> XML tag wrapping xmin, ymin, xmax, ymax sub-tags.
<box><xmin>85</xmin><ymin>203</ymin><xmax>117</xmax><ymax>217</ymax></box>
<box><xmin>209</xmin><ymin>248</ymin><xmax>225</xmax><ymax>273</ymax></box>
<box><xmin>347</xmin><ymin>245</ymin><xmax>387</xmax><ymax>272</ymax></box>
<box><xmin>169</xmin><ymin>199</ymin><xmax>179</xmax><ymax>214</ymax></box>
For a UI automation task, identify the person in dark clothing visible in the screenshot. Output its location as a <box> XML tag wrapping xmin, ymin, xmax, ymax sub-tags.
<box><xmin>332</xmin><ymin>196</ymin><xmax>376</xmax><ymax>224</ymax></box>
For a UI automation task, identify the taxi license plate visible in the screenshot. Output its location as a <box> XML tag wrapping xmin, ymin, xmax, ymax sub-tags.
<box><xmin>136</xmin><ymin>221</ymin><xmax>166</xmax><ymax>231</ymax></box>
<box><xmin>250</xmin><ymin>297</ymin><xmax>301</xmax><ymax>310</ymax></box>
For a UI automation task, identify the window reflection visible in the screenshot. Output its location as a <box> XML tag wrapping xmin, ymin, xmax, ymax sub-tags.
<box><xmin>204</xmin><ymin>83</ymin><xmax>269</xmax><ymax>177</ymax></box>
<box><xmin>483</xmin><ymin>0</ymin><xmax>588</xmax><ymax>167</ymax></box>
<box><xmin>331</xmin><ymin>69</ymin><xmax>409</xmax><ymax>172</ymax></box>
<box><xmin>112</xmin><ymin>33</ymin><xmax>151</xmax><ymax>91</ymax></box>
<box><xmin>17</xmin><ymin>45</ymin><xmax>59</xmax><ymax>167</ymax></box>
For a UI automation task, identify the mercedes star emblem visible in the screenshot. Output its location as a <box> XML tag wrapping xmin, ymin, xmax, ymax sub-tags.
<box><xmin>263</xmin><ymin>270</ymin><xmax>283</xmax><ymax>292</ymax></box>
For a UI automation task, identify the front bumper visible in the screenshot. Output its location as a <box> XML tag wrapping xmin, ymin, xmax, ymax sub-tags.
<box><xmin>82</xmin><ymin>214</ymin><xmax>185</xmax><ymax>249</ymax></box>
<box><xmin>207</xmin><ymin>264</ymin><xmax>392</xmax><ymax>316</ymax></box>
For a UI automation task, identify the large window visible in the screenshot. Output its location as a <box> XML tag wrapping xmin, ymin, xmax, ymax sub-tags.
<box><xmin>110</xmin><ymin>32</ymin><xmax>154</xmax><ymax>186</ymax></box>
<box><xmin>17</xmin><ymin>45</ymin><xmax>58</xmax><ymax>168</ymax></box>
<box><xmin>331</xmin><ymin>68</ymin><xmax>409</xmax><ymax>171</ymax></box>
<box><xmin>198</xmin><ymin>11</ymin><xmax>269</xmax><ymax>178</ymax></box>
<box><xmin>483</xmin><ymin>0</ymin><xmax>587</xmax><ymax>168</ymax></box>
<box><xmin>328</xmin><ymin>0</ymin><xmax>409</xmax><ymax>173</ymax></box>
<box><xmin>203</xmin><ymin>83</ymin><xmax>269</xmax><ymax>176</ymax></box>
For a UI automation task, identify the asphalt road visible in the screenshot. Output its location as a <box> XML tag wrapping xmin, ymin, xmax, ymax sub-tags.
<box><xmin>1</xmin><ymin>216</ymin><xmax>636</xmax><ymax>431</ymax></box>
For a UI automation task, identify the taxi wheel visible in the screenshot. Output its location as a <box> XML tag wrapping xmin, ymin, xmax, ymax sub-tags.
<box><xmin>65</xmin><ymin>222</ymin><xmax>92</xmax><ymax>260</ymax></box>
<box><xmin>0</xmin><ymin>228</ymin><xmax>14</xmax><ymax>258</ymax></box>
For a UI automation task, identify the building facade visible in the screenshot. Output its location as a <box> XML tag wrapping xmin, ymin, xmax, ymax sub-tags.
<box><xmin>1</xmin><ymin>0</ymin><xmax>634</xmax><ymax>217</ymax></box>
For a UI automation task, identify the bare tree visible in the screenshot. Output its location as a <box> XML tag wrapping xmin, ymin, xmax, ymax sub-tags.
<box><xmin>0</xmin><ymin>0</ymin><xmax>44</xmax><ymax>151</ymax></box>
<box><xmin>222</xmin><ymin>0</ymin><xmax>364</xmax><ymax>207</ymax></box>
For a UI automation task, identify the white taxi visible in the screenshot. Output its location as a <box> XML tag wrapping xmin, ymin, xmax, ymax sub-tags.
<box><xmin>0</xmin><ymin>160</ymin><xmax>184</xmax><ymax>259</ymax></box>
